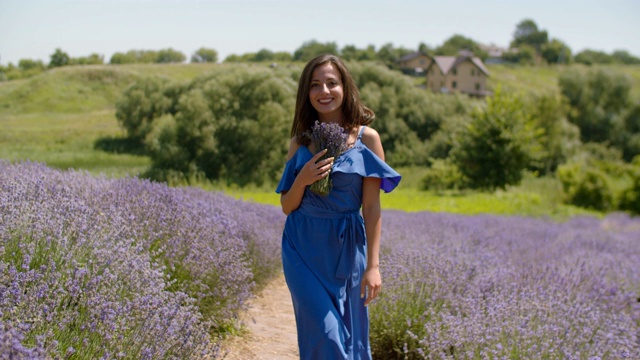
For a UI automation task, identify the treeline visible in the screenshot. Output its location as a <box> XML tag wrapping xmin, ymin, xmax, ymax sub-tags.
<box><xmin>3</xmin><ymin>19</ymin><xmax>639</xmax><ymax>81</ymax></box>
<box><xmin>114</xmin><ymin>61</ymin><xmax>640</xmax><ymax>214</ymax></box>
<box><xmin>0</xmin><ymin>47</ymin><xmax>218</xmax><ymax>81</ymax></box>
<box><xmin>500</xmin><ymin>19</ymin><xmax>640</xmax><ymax>65</ymax></box>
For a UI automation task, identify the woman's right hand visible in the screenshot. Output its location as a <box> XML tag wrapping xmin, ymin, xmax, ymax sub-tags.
<box><xmin>298</xmin><ymin>149</ymin><xmax>334</xmax><ymax>186</ymax></box>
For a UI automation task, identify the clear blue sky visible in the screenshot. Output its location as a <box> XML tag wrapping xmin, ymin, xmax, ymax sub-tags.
<box><xmin>1</xmin><ymin>0</ymin><xmax>639</xmax><ymax>65</ymax></box>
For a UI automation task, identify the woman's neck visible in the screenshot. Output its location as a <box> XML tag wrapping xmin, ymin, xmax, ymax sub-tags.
<box><xmin>318</xmin><ymin>113</ymin><xmax>343</xmax><ymax>126</ymax></box>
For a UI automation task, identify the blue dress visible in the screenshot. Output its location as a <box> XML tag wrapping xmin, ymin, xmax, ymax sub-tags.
<box><xmin>275</xmin><ymin>126</ymin><xmax>401</xmax><ymax>360</ymax></box>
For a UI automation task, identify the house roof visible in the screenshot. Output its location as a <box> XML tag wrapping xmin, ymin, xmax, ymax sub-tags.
<box><xmin>470</xmin><ymin>57</ymin><xmax>490</xmax><ymax>76</ymax></box>
<box><xmin>433</xmin><ymin>56</ymin><xmax>457</xmax><ymax>73</ymax></box>
<box><xmin>398</xmin><ymin>51</ymin><xmax>430</xmax><ymax>63</ymax></box>
<box><xmin>431</xmin><ymin>54</ymin><xmax>490</xmax><ymax>76</ymax></box>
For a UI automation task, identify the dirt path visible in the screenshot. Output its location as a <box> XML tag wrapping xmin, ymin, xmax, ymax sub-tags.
<box><xmin>220</xmin><ymin>272</ymin><xmax>299</xmax><ymax>360</ymax></box>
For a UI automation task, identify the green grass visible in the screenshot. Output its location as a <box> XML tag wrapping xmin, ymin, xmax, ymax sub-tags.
<box><xmin>486</xmin><ymin>63</ymin><xmax>562</xmax><ymax>96</ymax></box>
<box><xmin>0</xmin><ymin>110</ymin><xmax>149</xmax><ymax>178</ymax></box>
<box><xmin>220</xmin><ymin>172</ymin><xmax>599</xmax><ymax>221</ymax></box>
<box><xmin>487</xmin><ymin>63</ymin><xmax>640</xmax><ymax>98</ymax></box>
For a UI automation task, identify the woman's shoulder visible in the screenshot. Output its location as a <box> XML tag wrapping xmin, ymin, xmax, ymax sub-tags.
<box><xmin>286</xmin><ymin>136</ymin><xmax>302</xmax><ymax>161</ymax></box>
<box><xmin>359</xmin><ymin>126</ymin><xmax>384</xmax><ymax>160</ymax></box>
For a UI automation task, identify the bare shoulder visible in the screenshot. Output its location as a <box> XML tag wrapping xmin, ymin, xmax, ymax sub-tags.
<box><xmin>286</xmin><ymin>137</ymin><xmax>301</xmax><ymax>161</ymax></box>
<box><xmin>361</xmin><ymin>126</ymin><xmax>385</xmax><ymax>160</ymax></box>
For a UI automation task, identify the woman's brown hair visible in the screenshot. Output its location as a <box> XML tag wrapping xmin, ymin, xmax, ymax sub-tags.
<box><xmin>290</xmin><ymin>54</ymin><xmax>375</xmax><ymax>143</ymax></box>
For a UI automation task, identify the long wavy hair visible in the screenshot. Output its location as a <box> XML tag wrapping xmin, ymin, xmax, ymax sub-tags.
<box><xmin>290</xmin><ymin>54</ymin><xmax>375</xmax><ymax>144</ymax></box>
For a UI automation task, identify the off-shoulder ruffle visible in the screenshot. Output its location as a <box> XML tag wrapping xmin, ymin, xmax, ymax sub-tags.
<box><xmin>275</xmin><ymin>144</ymin><xmax>401</xmax><ymax>194</ymax></box>
<box><xmin>275</xmin><ymin>146</ymin><xmax>309</xmax><ymax>194</ymax></box>
<box><xmin>332</xmin><ymin>145</ymin><xmax>401</xmax><ymax>193</ymax></box>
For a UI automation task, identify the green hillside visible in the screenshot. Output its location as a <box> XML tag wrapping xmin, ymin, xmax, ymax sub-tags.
<box><xmin>0</xmin><ymin>63</ymin><xmax>229</xmax><ymax>114</ymax></box>
<box><xmin>1</xmin><ymin>62</ymin><xmax>637</xmax><ymax>217</ymax></box>
<box><xmin>486</xmin><ymin>63</ymin><xmax>640</xmax><ymax>98</ymax></box>
<box><xmin>6</xmin><ymin>62</ymin><xmax>638</xmax><ymax>116</ymax></box>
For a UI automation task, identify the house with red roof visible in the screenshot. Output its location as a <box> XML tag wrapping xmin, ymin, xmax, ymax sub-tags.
<box><xmin>398</xmin><ymin>50</ymin><xmax>490</xmax><ymax>96</ymax></box>
<box><xmin>425</xmin><ymin>50</ymin><xmax>490</xmax><ymax>96</ymax></box>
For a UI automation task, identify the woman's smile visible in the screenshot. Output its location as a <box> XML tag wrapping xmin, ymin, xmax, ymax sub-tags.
<box><xmin>309</xmin><ymin>62</ymin><xmax>344</xmax><ymax>122</ymax></box>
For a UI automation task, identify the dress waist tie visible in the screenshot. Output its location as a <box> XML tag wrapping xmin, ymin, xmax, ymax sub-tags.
<box><xmin>297</xmin><ymin>205</ymin><xmax>366</xmax><ymax>285</ymax></box>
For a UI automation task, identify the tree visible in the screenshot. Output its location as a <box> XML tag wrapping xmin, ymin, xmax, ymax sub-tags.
<box><xmin>418</xmin><ymin>42</ymin><xmax>432</xmax><ymax>55</ymax></box>
<box><xmin>541</xmin><ymin>39</ymin><xmax>572</xmax><ymax>64</ymax></box>
<box><xmin>435</xmin><ymin>34</ymin><xmax>486</xmax><ymax>59</ymax></box>
<box><xmin>611</xmin><ymin>50</ymin><xmax>640</xmax><ymax>65</ymax></box>
<box><xmin>557</xmin><ymin>163</ymin><xmax>614</xmax><ymax>211</ymax></box>
<box><xmin>70</xmin><ymin>53</ymin><xmax>104</xmax><ymax>65</ymax></box>
<box><xmin>451</xmin><ymin>87</ymin><xmax>541</xmax><ymax>190</ymax></box>
<box><xmin>574</xmin><ymin>49</ymin><xmax>613</xmax><ymax>65</ymax></box>
<box><xmin>526</xmin><ymin>93</ymin><xmax>581</xmax><ymax>174</ymax></box>
<box><xmin>558</xmin><ymin>67</ymin><xmax>632</xmax><ymax>145</ymax></box>
<box><xmin>49</xmin><ymin>48</ymin><xmax>70</xmax><ymax>68</ymax></box>
<box><xmin>272</xmin><ymin>51</ymin><xmax>293</xmax><ymax>62</ymax></box>
<box><xmin>18</xmin><ymin>59</ymin><xmax>45</xmax><ymax>71</ymax></box>
<box><xmin>510</xmin><ymin>19</ymin><xmax>549</xmax><ymax>52</ymax></box>
<box><xmin>618</xmin><ymin>157</ymin><xmax>640</xmax><ymax>214</ymax></box>
<box><xmin>135</xmin><ymin>50</ymin><xmax>159</xmax><ymax>63</ymax></box>
<box><xmin>293</xmin><ymin>40</ymin><xmax>338</xmax><ymax>62</ymax></box>
<box><xmin>613</xmin><ymin>102</ymin><xmax>640</xmax><ymax>161</ymax></box>
<box><xmin>190</xmin><ymin>47</ymin><xmax>218</xmax><ymax>63</ymax></box>
<box><xmin>110</xmin><ymin>51</ymin><xmax>137</xmax><ymax>64</ymax></box>
<box><xmin>156</xmin><ymin>48</ymin><xmax>186</xmax><ymax>63</ymax></box>
<box><xmin>377</xmin><ymin>43</ymin><xmax>413</xmax><ymax>67</ymax></box>
<box><xmin>115</xmin><ymin>77</ymin><xmax>177</xmax><ymax>141</ymax></box>
<box><xmin>340</xmin><ymin>44</ymin><xmax>376</xmax><ymax>61</ymax></box>
<box><xmin>110</xmin><ymin>50</ymin><xmax>159</xmax><ymax>64</ymax></box>
<box><xmin>502</xmin><ymin>45</ymin><xmax>537</xmax><ymax>65</ymax></box>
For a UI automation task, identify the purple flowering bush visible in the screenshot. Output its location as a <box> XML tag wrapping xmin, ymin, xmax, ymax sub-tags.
<box><xmin>303</xmin><ymin>120</ymin><xmax>349</xmax><ymax>196</ymax></box>
<box><xmin>371</xmin><ymin>211</ymin><xmax>640</xmax><ymax>359</ymax></box>
<box><xmin>0</xmin><ymin>161</ymin><xmax>284</xmax><ymax>358</ymax></box>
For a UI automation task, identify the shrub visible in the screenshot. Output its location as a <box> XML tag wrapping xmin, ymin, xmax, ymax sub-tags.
<box><xmin>618</xmin><ymin>157</ymin><xmax>640</xmax><ymax>215</ymax></box>
<box><xmin>451</xmin><ymin>87</ymin><xmax>542</xmax><ymax>190</ymax></box>
<box><xmin>557</xmin><ymin>163</ymin><xmax>614</xmax><ymax>211</ymax></box>
<box><xmin>115</xmin><ymin>77</ymin><xmax>179</xmax><ymax>141</ymax></box>
<box><xmin>420</xmin><ymin>159</ymin><xmax>465</xmax><ymax>191</ymax></box>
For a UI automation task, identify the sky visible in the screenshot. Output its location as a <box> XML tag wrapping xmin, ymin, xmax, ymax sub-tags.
<box><xmin>1</xmin><ymin>0</ymin><xmax>639</xmax><ymax>66</ymax></box>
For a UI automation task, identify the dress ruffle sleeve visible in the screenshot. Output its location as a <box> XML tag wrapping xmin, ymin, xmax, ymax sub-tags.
<box><xmin>275</xmin><ymin>147</ymin><xmax>311</xmax><ymax>194</ymax></box>
<box><xmin>332</xmin><ymin>145</ymin><xmax>402</xmax><ymax>193</ymax></box>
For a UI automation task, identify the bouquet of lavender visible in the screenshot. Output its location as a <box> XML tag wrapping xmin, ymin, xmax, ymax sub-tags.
<box><xmin>304</xmin><ymin>120</ymin><xmax>349</xmax><ymax>196</ymax></box>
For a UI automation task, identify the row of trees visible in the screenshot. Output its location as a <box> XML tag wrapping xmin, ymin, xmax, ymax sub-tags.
<box><xmin>3</xmin><ymin>19</ymin><xmax>639</xmax><ymax>82</ymax></box>
<box><xmin>0</xmin><ymin>47</ymin><xmax>218</xmax><ymax>81</ymax></box>
<box><xmin>114</xmin><ymin>61</ymin><xmax>639</xmax><ymax>213</ymax></box>
<box><xmin>502</xmin><ymin>19</ymin><xmax>640</xmax><ymax>65</ymax></box>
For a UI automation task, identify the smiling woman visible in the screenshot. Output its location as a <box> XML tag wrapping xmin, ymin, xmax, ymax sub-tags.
<box><xmin>277</xmin><ymin>54</ymin><xmax>401</xmax><ymax>360</ymax></box>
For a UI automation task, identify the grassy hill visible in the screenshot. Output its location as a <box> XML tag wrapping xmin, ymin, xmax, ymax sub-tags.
<box><xmin>486</xmin><ymin>63</ymin><xmax>640</xmax><ymax>98</ymax></box>
<box><xmin>2</xmin><ymin>62</ymin><xmax>637</xmax><ymax>218</ymax></box>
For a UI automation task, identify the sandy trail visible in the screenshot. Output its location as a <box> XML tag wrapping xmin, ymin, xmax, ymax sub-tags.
<box><xmin>220</xmin><ymin>272</ymin><xmax>299</xmax><ymax>360</ymax></box>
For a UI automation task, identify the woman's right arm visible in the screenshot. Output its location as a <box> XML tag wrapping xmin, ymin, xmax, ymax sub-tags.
<box><xmin>280</xmin><ymin>137</ymin><xmax>333</xmax><ymax>215</ymax></box>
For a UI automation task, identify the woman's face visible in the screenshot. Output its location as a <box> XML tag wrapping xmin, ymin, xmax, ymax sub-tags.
<box><xmin>309</xmin><ymin>62</ymin><xmax>344</xmax><ymax>122</ymax></box>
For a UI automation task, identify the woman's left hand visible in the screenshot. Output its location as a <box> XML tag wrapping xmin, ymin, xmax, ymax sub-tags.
<box><xmin>360</xmin><ymin>267</ymin><xmax>382</xmax><ymax>306</ymax></box>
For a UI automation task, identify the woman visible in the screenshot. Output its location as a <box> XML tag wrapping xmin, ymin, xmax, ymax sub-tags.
<box><xmin>276</xmin><ymin>54</ymin><xmax>401</xmax><ymax>359</ymax></box>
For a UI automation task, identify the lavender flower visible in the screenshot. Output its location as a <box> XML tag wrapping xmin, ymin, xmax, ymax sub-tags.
<box><xmin>303</xmin><ymin>120</ymin><xmax>349</xmax><ymax>196</ymax></box>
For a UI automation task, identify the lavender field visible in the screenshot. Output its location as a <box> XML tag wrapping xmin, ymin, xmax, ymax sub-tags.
<box><xmin>1</xmin><ymin>161</ymin><xmax>639</xmax><ymax>359</ymax></box>
<box><xmin>372</xmin><ymin>211</ymin><xmax>640</xmax><ymax>359</ymax></box>
<box><xmin>0</xmin><ymin>161</ymin><xmax>284</xmax><ymax>358</ymax></box>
